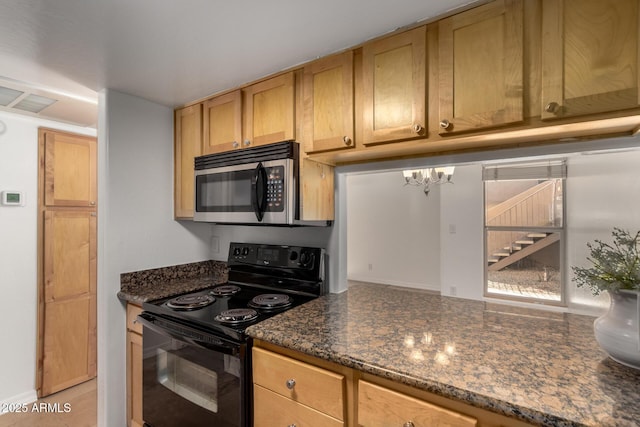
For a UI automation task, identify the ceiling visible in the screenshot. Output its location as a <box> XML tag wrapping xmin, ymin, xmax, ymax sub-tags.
<box><xmin>0</xmin><ymin>0</ymin><xmax>476</xmax><ymax>128</ymax></box>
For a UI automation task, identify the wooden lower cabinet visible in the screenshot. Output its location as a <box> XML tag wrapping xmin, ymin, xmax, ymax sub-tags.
<box><xmin>252</xmin><ymin>347</ymin><xmax>345</xmax><ymax>425</ymax></box>
<box><xmin>252</xmin><ymin>341</ymin><xmax>534</xmax><ymax>427</ymax></box>
<box><xmin>358</xmin><ymin>380</ymin><xmax>477</xmax><ymax>427</ymax></box>
<box><xmin>126</xmin><ymin>303</ymin><xmax>144</xmax><ymax>427</ymax></box>
<box><xmin>254</xmin><ymin>385</ymin><xmax>343</xmax><ymax>427</ymax></box>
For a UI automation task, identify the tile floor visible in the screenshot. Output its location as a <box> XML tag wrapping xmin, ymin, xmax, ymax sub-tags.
<box><xmin>0</xmin><ymin>379</ymin><xmax>96</xmax><ymax>427</ymax></box>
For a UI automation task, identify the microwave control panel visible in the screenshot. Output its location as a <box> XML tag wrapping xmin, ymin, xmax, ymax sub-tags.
<box><xmin>266</xmin><ymin>166</ymin><xmax>284</xmax><ymax>211</ymax></box>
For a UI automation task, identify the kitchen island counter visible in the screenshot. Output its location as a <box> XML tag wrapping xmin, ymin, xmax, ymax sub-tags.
<box><xmin>246</xmin><ymin>282</ymin><xmax>640</xmax><ymax>427</ymax></box>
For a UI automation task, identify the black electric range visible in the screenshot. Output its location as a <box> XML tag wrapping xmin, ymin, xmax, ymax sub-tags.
<box><xmin>138</xmin><ymin>242</ymin><xmax>326</xmax><ymax>427</ymax></box>
<box><xmin>141</xmin><ymin>242</ymin><xmax>326</xmax><ymax>341</ymax></box>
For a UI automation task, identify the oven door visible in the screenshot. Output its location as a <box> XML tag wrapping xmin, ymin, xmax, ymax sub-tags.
<box><xmin>194</xmin><ymin>159</ymin><xmax>294</xmax><ymax>224</ymax></box>
<box><xmin>137</xmin><ymin>313</ymin><xmax>250</xmax><ymax>427</ymax></box>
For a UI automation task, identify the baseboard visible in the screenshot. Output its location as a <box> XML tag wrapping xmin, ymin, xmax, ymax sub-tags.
<box><xmin>347</xmin><ymin>276</ymin><xmax>440</xmax><ymax>292</ymax></box>
<box><xmin>0</xmin><ymin>390</ymin><xmax>38</xmax><ymax>414</ymax></box>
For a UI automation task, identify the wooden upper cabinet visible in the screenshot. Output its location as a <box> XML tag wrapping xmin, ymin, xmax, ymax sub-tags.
<box><xmin>541</xmin><ymin>0</ymin><xmax>640</xmax><ymax>120</ymax></box>
<box><xmin>243</xmin><ymin>72</ymin><xmax>296</xmax><ymax>148</ymax></box>
<box><xmin>43</xmin><ymin>131</ymin><xmax>97</xmax><ymax>207</ymax></box>
<box><xmin>174</xmin><ymin>103</ymin><xmax>202</xmax><ymax>219</ymax></box>
<box><xmin>362</xmin><ymin>26</ymin><xmax>427</xmax><ymax>146</ymax></box>
<box><xmin>303</xmin><ymin>51</ymin><xmax>355</xmax><ymax>153</ymax></box>
<box><xmin>438</xmin><ymin>0</ymin><xmax>524</xmax><ymax>135</ymax></box>
<box><xmin>202</xmin><ymin>90</ymin><xmax>242</xmax><ymax>154</ymax></box>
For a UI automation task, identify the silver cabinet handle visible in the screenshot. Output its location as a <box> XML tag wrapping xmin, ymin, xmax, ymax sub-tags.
<box><xmin>343</xmin><ymin>136</ymin><xmax>353</xmax><ymax>146</ymax></box>
<box><xmin>413</xmin><ymin>124</ymin><xmax>423</xmax><ymax>134</ymax></box>
<box><xmin>403</xmin><ymin>422</ymin><xmax>415</xmax><ymax>427</ymax></box>
<box><xmin>288</xmin><ymin>424</ymin><xmax>297</xmax><ymax>427</ymax></box>
<box><xmin>232</xmin><ymin>141</ymin><xmax>239</xmax><ymax>148</ymax></box>
<box><xmin>286</xmin><ymin>379</ymin><xmax>296</xmax><ymax>390</ymax></box>
<box><xmin>243</xmin><ymin>139</ymin><xmax>251</xmax><ymax>147</ymax></box>
<box><xmin>439</xmin><ymin>119</ymin><xmax>451</xmax><ymax>130</ymax></box>
<box><xmin>545</xmin><ymin>101</ymin><xmax>560</xmax><ymax>114</ymax></box>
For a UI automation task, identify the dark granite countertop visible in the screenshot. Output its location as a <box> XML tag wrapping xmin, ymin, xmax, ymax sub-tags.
<box><xmin>117</xmin><ymin>260</ymin><xmax>228</xmax><ymax>304</ymax></box>
<box><xmin>246</xmin><ymin>282</ymin><xmax>640</xmax><ymax>427</ymax></box>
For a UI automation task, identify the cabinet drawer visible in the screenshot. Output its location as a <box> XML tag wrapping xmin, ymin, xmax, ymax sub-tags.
<box><xmin>254</xmin><ymin>384</ymin><xmax>343</xmax><ymax>427</ymax></box>
<box><xmin>126</xmin><ymin>303</ymin><xmax>143</xmax><ymax>335</ymax></box>
<box><xmin>358</xmin><ymin>380</ymin><xmax>477</xmax><ymax>427</ymax></box>
<box><xmin>252</xmin><ymin>347</ymin><xmax>345</xmax><ymax>420</ymax></box>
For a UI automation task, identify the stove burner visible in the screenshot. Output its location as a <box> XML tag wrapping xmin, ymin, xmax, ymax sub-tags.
<box><xmin>166</xmin><ymin>293</ymin><xmax>216</xmax><ymax>310</ymax></box>
<box><xmin>248</xmin><ymin>294</ymin><xmax>292</xmax><ymax>310</ymax></box>
<box><xmin>215</xmin><ymin>308</ymin><xmax>259</xmax><ymax>324</ymax></box>
<box><xmin>211</xmin><ymin>284</ymin><xmax>241</xmax><ymax>296</ymax></box>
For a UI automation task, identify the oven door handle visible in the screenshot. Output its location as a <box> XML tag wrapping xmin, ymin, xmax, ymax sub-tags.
<box><xmin>251</xmin><ymin>162</ymin><xmax>268</xmax><ymax>222</ymax></box>
<box><xmin>137</xmin><ymin>313</ymin><xmax>241</xmax><ymax>356</ymax></box>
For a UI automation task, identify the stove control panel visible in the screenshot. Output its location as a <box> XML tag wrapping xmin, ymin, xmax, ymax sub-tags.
<box><xmin>228</xmin><ymin>242</ymin><xmax>323</xmax><ymax>271</ymax></box>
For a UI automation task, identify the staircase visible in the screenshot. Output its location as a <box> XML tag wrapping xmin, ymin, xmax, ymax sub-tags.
<box><xmin>486</xmin><ymin>180</ymin><xmax>560</xmax><ymax>271</ymax></box>
<box><xmin>487</xmin><ymin>232</ymin><xmax>559</xmax><ymax>271</ymax></box>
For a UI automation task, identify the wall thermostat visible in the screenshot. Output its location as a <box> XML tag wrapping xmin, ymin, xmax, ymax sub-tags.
<box><xmin>1</xmin><ymin>191</ymin><xmax>25</xmax><ymax>206</ymax></box>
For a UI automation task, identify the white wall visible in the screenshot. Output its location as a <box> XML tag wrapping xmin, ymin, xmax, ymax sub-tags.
<box><xmin>438</xmin><ymin>164</ymin><xmax>485</xmax><ymax>299</ymax></box>
<box><xmin>97</xmin><ymin>90</ymin><xmax>212</xmax><ymax>427</ymax></box>
<box><xmin>566</xmin><ymin>149</ymin><xmax>640</xmax><ymax>313</ymax></box>
<box><xmin>346</xmin><ymin>171</ymin><xmax>441</xmax><ymax>291</ymax></box>
<box><xmin>0</xmin><ymin>111</ymin><xmax>96</xmax><ymax>406</ymax></box>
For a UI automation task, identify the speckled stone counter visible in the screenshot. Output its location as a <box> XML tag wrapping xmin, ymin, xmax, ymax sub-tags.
<box><xmin>117</xmin><ymin>260</ymin><xmax>228</xmax><ymax>304</ymax></box>
<box><xmin>246</xmin><ymin>282</ymin><xmax>640</xmax><ymax>427</ymax></box>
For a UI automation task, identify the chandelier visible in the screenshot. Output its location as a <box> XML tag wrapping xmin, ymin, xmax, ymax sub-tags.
<box><xmin>402</xmin><ymin>166</ymin><xmax>455</xmax><ymax>196</ymax></box>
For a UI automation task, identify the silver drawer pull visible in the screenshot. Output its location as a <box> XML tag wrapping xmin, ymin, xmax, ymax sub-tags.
<box><xmin>288</xmin><ymin>424</ymin><xmax>297</xmax><ymax>427</ymax></box>
<box><xmin>403</xmin><ymin>422</ymin><xmax>415</xmax><ymax>427</ymax></box>
<box><xmin>286</xmin><ymin>379</ymin><xmax>296</xmax><ymax>390</ymax></box>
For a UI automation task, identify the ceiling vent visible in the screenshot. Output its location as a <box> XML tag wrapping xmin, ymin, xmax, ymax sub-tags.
<box><xmin>0</xmin><ymin>77</ymin><xmax>97</xmax><ymax>128</ymax></box>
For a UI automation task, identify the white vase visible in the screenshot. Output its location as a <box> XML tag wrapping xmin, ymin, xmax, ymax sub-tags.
<box><xmin>594</xmin><ymin>290</ymin><xmax>640</xmax><ymax>370</ymax></box>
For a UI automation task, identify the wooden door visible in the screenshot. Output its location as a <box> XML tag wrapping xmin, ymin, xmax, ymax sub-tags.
<box><xmin>41</xmin><ymin>210</ymin><xmax>97</xmax><ymax>396</ymax></box>
<box><xmin>438</xmin><ymin>0</ymin><xmax>524</xmax><ymax>134</ymax></box>
<box><xmin>362</xmin><ymin>26</ymin><xmax>427</xmax><ymax>146</ymax></box>
<box><xmin>541</xmin><ymin>0</ymin><xmax>640</xmax><ymax>119</ymax></box>
<box><xmin>243</xmin><ymin>72</ymin><xmax>296</xmax><ymax>148</ymax></box>
<box><xmin>303</xmin><ymin>51</ymin><xmax>355</xmax><ymax>153</ymax></box>
<box><xmin>202</xmin><ymin>90</ymin><xmax>242</xmax><ymax>154</ymax></box>
<box><xmin>44</xmin><ymin>131</ymin><xmax>97</xmax><ymax>207</ymax></box>
<box><xmin>174</xmin><ymin>103</ymin><xmax>202</xmax><ymax>219</ymax></box>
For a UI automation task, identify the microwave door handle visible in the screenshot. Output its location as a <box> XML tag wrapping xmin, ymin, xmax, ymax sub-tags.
<box><xmin>251</xmin><ymin>162</ymin><xmax>268</xmax><ymax>221</ymax></box>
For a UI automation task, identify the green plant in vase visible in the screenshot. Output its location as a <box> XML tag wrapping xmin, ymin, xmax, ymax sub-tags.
<box><xmin>572</xmin><ymin>228</ymin><xmax>640</xmax><ymax>370</ymax></box>
<box><xmin>572</xmin><ymin>228</ymin><xmax>640</xmax><ymax>295</ymax></box>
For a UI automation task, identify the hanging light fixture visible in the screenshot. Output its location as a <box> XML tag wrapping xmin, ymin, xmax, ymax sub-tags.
<box><xmin>402</xmin><ymin>166</ymin><xmax>455</xmax><ymax>196</ymax></box>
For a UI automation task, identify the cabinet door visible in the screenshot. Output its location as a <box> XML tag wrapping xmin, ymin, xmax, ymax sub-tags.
<box><xmin>43</xmin><ymin>130</ymin><xmax>97</xmax><ymax>207</ymax></box>
<box><xmin>303</xmin><ymin>51</ymin><xmax>355</xmax><ymax>153</ymax></box>
<box><xmin>362</xmin><ymin>26</ymin><xmax>427</xmax><ymax>145</ymax></box>
<box><xmin>358</xmin><ymin>381</ymin><xmax>477</xmax><ymax>427</ymax></box>
<box><xmin>127</xmin><ymin>330</ymin><xmax>143</xmax><ymax>427</ymax></box>
<box><xmin>41</xmin><ymin>210</ymin><xmax>97</xmax><ymax>396</ymax></box>
<box><xmin>300</xmin><ymin>158</ymin><xmax>334</xmax><ymax>221</ymax></box>
<box><xmin>254</xmin><ymin>385</ymin><xmax>343</xmax><ymax>427</ymax></box>
<box><xmin>243</xmin><ymin>72</ymin><xmax>295</xmax><ymax>148</ymax></box>
<box><xmin>174</xmin><ymin>104</ymin><xmax>202</xmax><ymax>219</ymax></box>
<box><xmin>253</xmin><ymin>347</ymin><xmax>345</xmax><ymax>420</ymax></box>
<box><xmin>541</xmin><ymin>0</ymin><xmax>640</xmax><ymax>119</ymax></box>
<box><xmin>202</xmin><ymin>90</ymin><xmax>242</xmax><ymax>154</ymax></box>
<box><xmin>438</xmin><ymin>0</ymin><xmax>524</xmax><ymax>134</ymax></box>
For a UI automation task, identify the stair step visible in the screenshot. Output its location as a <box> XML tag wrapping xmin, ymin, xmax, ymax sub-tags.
<box><xmin>494</xmin><ymin>252</ymin><xmax>510</xmax><ymax>257</ymax></box>
<box><xmin>488</xmin><ymin>258</ymin><xmax>500</xmax><ymax>263</ymax></box>
<box><xmin>515</xmin><ymin>239</ymin><xmax>534</xmax><ymax>245</ymax></box>
<box><xmin>527</xmin><ymin>233</ymin><xmax>548</xmax><ymax>238</ymax></box>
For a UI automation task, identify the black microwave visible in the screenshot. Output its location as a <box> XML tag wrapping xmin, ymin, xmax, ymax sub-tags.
<box><xmin>194</xmin><ymin>141</ymin><xmax>329</xmax><ymax>226</ymax></box>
